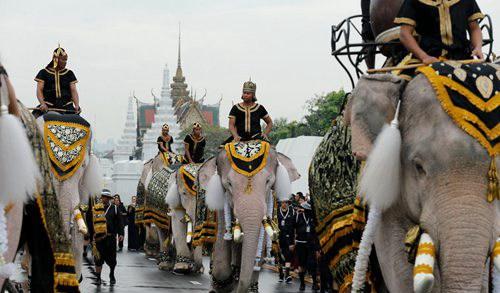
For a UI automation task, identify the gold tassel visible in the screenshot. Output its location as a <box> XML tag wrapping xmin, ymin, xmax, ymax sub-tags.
<box><xmin>245</xmin><ymin>176</ymin><xmax>252</xmax><ymax>194</ymax></box>
<box><xmin>487</xmin><ymin>156</ymin><xmax>499</xmax><ymax>202</ymax></box>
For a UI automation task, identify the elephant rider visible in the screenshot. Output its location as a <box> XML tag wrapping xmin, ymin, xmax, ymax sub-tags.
<box><xmin>94</xmin><ymin>189</ymin><xmax>124</xmax><ymax>285</ymax></box>
<box><xmin>395</xmin><ymin>0</ymin><xmax>485</xmax><ymax>65</ymax></box>
<box><xmin>293</xmin><ymin>201</ymin><xmax>320</xmax><ymax>291</ymax></box>
<box><xmin>183</xmin><ymin>122</ymin><xmax>206</xmax><ymax>164</ymax></box>
<box><xmin>158</xmin><ymin>123</ymin><xmax>174</xmax><ymax>153</ymax></box>
<box><xmin>277</xmin><ymin>199</ymin><xmax>295</xmax><ymax>284</ymax></box>
<box><xmin>33</xmin><ymin>46</ymin><xmax>80</xmax><ymax>117</ymax></box>
<box><xmin>226</xmin><ymin>79</ymin><xmax>273</xmax><ymax>143</ymax></box>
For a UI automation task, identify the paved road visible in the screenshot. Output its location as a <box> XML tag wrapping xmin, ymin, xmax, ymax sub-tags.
<box><xmin>80</xmin><ymin>249</ymin><xmax>306</xmax><ymax>293</ymax></box>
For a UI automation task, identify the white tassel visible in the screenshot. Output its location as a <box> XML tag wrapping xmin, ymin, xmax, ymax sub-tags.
<box><xmin>205</xmin><ymin>173</ymin><xmax>225</xmax><ymax>210</ymax></box>
<box><xmin>165</xmin><ymin>179</ymin><xmax>180</xmax><ymax>208</ymax></box>
<box><xmin>0</xmin><ymin>74</ymin><xmax>40</xmax><ymax>204</ymax></box>
<box><xmin>274</xmin><ymin>163</ymin><xmax>292</xmax><ymax>201</ymax></box>
<box><xmin>413</xmin><ymin>233</ymin><xmax>435</xmax><ymax>293</ymax></box>
<box><xmin>223</xmin><ymin>196</ymin><xmax>233</xmax><ymax>241</ymax></box>
<box><xmin>73</xmin><ymin>209</ymin><xmax>88</xmax><ymax>235</ymax></box>
<box><xmin>352</xmin><ymin>207</ymin><xmax>381</xmax><ymax>291</ymax></box>
<box><xmin>359</xmin><ymin>101</ymin><xmax>402</xmax><ymax>211</ymax></box>
<box><xmin>0</xmin><ymin>204</ymin><xmax>15</xmax><ymax>278</ymax></box>
<box><xmin>81</xmin><ymin>154</ymin><xmax>102</xmax><ymax>198</ymax></box>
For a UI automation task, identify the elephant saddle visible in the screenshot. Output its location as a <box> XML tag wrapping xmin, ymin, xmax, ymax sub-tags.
<box><xmin>224</xmin><ymin>140</ymin><xmax>270</xmax><ymax>177</ymax></box>
<box><xmin>418</xmin><ymin>62</ymin><xmax>499</xmax><ymax>201</ymax></box>
<box><xmin>145</xmin><ymin>168</ymin><xmax>173</xmax><ymax>230</ymax></box>
<box><xmin>42</xmin><ymin>113</ymin><xmax>91</xmax><ymax>181</ymax></box>
<box><xmin>179</xmin><ymin>163</ymin><xmax>202</xmax><ymax>196</ymax></box>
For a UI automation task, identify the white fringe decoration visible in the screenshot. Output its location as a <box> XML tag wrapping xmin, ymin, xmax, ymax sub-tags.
<box><xmin>165</xmin><ymin>179</ymin><xmax>180</xmax><ymax>208</ymax></box>
<box><xmin>413</xmin><ymin>233</ymin><xmax>435</xmax><ymax>293</ymax></box>
<box><xmin>0</xmin><ymin>75</ymin><xmax>40</xmax><ymax>204</ymax></box>
<box><xmin>223</xmin><ymin>195</ymin><xmax>233</xmax><ymax>241</ymax></box>
<box><xmin>359</xmin><ymin>101</ymin><xmax>402</xmax><ymax>211</ymax></box>
<box><xmin>81</xmin><ymin>154</ymin><xmax>102</xmax><ymax>198</ymax></box>
<box><xmin>0</xmin><ymin>204</ymin><xmax>15</xmax><ymax>278</ymax></box>
<box><xmin>352</xmin><ymin>207</ymin><xmax>381</xmax><ymax>291</ymax></box>
<box><xmin>205</xmin><ymin>173</ymin><xmax>225</xmax><ymax>210</ymax></box>
<box><xmin>274</xmin><ymin>163</ymin><xmax>292</xmax><ymax>201</ymax></box>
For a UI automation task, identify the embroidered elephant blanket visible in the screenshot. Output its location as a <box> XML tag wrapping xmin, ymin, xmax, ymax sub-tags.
<box><xmin>179</xmin><ymin>163</ymin><xmax>202</xmax><ymax>196</ymax></box>
<box><xmin>224</xmin><ymin>140</ymin><xmax>270</xmax><ymax>177</ymax></box>
<box><xmin>145</xmin><ymin>168</ymin><xmax>173</xmax><ymax>230</ymax></box>
<box><xmin>42</xmin><ymin>113</ymin><xmax>90</xmax><ymax>181</ymax></box>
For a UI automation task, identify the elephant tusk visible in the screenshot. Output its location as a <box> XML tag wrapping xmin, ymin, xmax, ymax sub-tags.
<box><xmin>73</xmin><ymin>209</ymin><xmax>88</xmax><ymax>235</ymax></box>
<box><xmin>186</xmin><ymin>221</ymin><xmax>193</xmax><ymax>244</ymax></box>
<box><xmin>493</xmin><ymin>237</ymin><xmax>500</xmax><ymax>271</ymax></box>
<box><xmin>413</xmin><ymin>233</ymin><xmax>435</xmax><ymax>293</ymax></box>
<box><xmin>233</xmin><ymin>219</ymin><xmax>243</xmax><ymax>243</ymax></box>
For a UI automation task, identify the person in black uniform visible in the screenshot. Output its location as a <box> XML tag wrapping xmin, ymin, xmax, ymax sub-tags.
<box><xmin>184</xmin><ymin>122</ymin><xmax>206</xmax><ymax>163</ymax></box>
<box><xmin>395</xmin><ymin>0</ymin><xmax>485</xmax><ymax>64</ymax></box>
<box><xmin>293</xmin><ymin>201</ymin><xmax>320</xmax><ymax>291</ymax></box>
<box><xmin>127</xmin><ymin>196</ymin><xmax>140</xmax><ymax>251</ymax></box>
<box><xmin>94</xmin><ymin>189</ymin><xmax>124</xmax><ymax>285</ymax></box>
<box><xmin>157</xmin><ymin>123</ymin><xmax>174</xmax><ymax>153</ymax></box>
<box><xmin>277</xmin><ymin>200</ymin><xmax>295</xmax><ymax>284</ymax></box>
<box><xmin>34</xmin><ymin>46</ymin><xmax>80</xmax><ymax>117</ymax></box>
<box><xmin>227</xmin><ymin>79</ymin><xmax>273</xmax><ymax>143</ymax></box>
<box><xmin>114</xmin><ymin>194</ymin><xmax>128</xmax><ymax>252</ymax></box>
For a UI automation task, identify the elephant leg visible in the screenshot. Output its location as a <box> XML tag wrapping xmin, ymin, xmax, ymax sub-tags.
<box><xmin>0</xmin><ymin>203</ymin><xmax>23</xmax><ymax>289</ymax></box>
<box><xmin>211</xmin><ymin>211</ymin><xmax>235</xmax><ymax>293</ymax></box>
<box><xmin>72</xmin><ymin>225</ymin><xmax>83</xmax><ymax>279</ymax></box>
<box><xmin>184</xmin><ymin>195</ymin><xmax>204</xmax><ymax>273</ymax></box>
<box><xmin>144</xmin><ymin>224</ymin><xmax>160</xmax><ymax>257</ymax></box>
<box><xmin>171</xmin><ymin>209</ymin><xmax>192</xmax><ymax>274</ymax></box>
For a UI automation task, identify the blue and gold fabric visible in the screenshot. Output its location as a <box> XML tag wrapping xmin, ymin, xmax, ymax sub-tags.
<box><xmin>418</xmin><ymin>62</ymin><xmax>499</xmax><ymax>201</ymax></box>
<box><xmin>145</xmin><ymin>168</ymin><xmax>173</xmax><ymax>231</ymax></box>
<box><xmin>43</xmin><ymin>113</ymin><xmax>90</xmax><ymax>181</ymax></box>
<box><xmin>224</xmin><ymin>140</ymin><xmax>270</xmax><ymax>177</ymax></box>
<box><xmin>179</xmin><ymin>163</ymin><xmax>201</xmax><ymax>196</ymax></box>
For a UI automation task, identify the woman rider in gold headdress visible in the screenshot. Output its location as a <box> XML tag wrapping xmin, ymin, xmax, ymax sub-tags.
<box><xmin>34</xmin><ymin>46</ymin><xmax>80</xmax><ymax>116</ymax></box>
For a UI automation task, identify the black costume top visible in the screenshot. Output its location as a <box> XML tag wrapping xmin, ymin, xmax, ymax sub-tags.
<box><xmin>35</xmin><ymin>67</ymin><xmax>77</xmax><ymax>108</ymax></box>
<box><xmin>184</xmin><ymin>134</ymin><xmax>206</xmax><ymax>163</ymax></box>
<box><xmin>277</xmin><ymin>206</ymin><xmax>296</xmax><ymax>241</ymax></box>
<box><xmin>103</xmin><ymin>203</ymin><xmax>124</xmax><ymax>236</ymax></box>
<box><xmin>157</xmin><ymin>135</ymin><xmax>173</xmax><ymax>153</ymax></box>
<box><xmin>395</xmin><ymin>0</ymin><xmax>484</xmax><ymax>60</ymax></box>
<box><xmin>228</xmin><ymin>103</ymin><xmax>269</xmax><ymax>140</ymax></box>
<box><xmin>294</xmin><ymin>210</ymin><xmax>318</xmax><ymax>249</ymax></box>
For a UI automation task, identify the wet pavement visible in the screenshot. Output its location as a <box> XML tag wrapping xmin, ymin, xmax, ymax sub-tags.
<box><xmin>80</xmin><ymin>249</ymin><xmax>306</xmax><ymax>293</ymax></box>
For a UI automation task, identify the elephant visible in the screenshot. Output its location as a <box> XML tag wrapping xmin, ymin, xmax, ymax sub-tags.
<box><xmin>165</xmin><ymin>163</ymin><xmax>204</xmax><ymax>274</ymax></box>
<box><xmin>36</xmin><ymin>112</ymin><xmax>102</xmax><ymax>279</ymax></box>
<box><xmin>198</xmin><ymin>140</ymin><xmax>300</xmax><ymax>293</ymax></box>
<box><xmin>346</xmin><ymin>71</ymin><xmax>499</xmax><ymax>292</ymax></box>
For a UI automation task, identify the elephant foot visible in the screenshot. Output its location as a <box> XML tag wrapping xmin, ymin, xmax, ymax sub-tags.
<box><xmin>211</xmin><ymin>274</ymin><xmax>235</xmax><ymax>293</ymax></box>
<box><xmin>173</xmin><ymin>262</ymin><xmax>191</xmax><ymax>275</ymax></box>
<box><xmin>193</xmin><ymin>263</ymin><xmax>204</xmax><ymax>274</ymax></box>
<box><xmin>158</xmin><ymin>261</ymin><xmax>175</xmax><ymax>271</ymax></box>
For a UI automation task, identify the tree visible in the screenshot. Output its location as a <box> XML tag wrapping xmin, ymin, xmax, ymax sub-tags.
<box><xmin>303</xmin><ymin>90</ymin><xmax>346</xmax><ymax>136</ymax></box>
<box><xmin>178</xmin><ymin>124</ymin><xmax>230</xmax><ymax>159</ymax></box>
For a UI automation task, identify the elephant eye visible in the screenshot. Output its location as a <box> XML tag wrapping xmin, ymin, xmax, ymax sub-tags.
<box><xmin>413</xmin><ymin>159</ymin><xmax>427</xmax><ymax>176</ymax></box>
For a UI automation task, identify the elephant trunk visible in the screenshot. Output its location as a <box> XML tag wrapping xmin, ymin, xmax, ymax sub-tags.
<box><xmin>424</xmin><ymin>179</ymin><xmax>494</xmax><ymax>292</ymax></box>
<box><xmin>233</xmin><ymin>196</ymin><xmax>265</xmax><ymax>293</ymax></box>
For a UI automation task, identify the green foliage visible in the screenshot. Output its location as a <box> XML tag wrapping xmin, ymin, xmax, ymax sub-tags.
<box><xmin>178</xmin><ymin>124</ymin><xmax>230</xmax><ymax>158</ymax></box>
<box><xmin>269</xmin><ymin>90</ymin><xmax>346</xmax><ymax>144</ymax></box>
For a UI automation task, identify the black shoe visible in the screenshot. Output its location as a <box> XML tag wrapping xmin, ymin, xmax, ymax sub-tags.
<box><xmin>96</xmin><ymin>277</ymin><xmax>102</xmax><ymax>285</ymax></box>
<box><xmin>109</xmin><ymin>273</ymin><xmax>116</xmax><ymax>285</ymax></box>
<box><xmin>278</xmin><ymin>275</ymin><xmax>284</xmax><ymax>283</ymax></box>
<box><xmin>299</xmin><ymin>283</ymin><xmax>305</xmax><ymax>291</ymax></box>
<box><xmin>117</xmin><ymin>248</ymin><xmax>123</xmax><ymax>252</ymax></box>
<box><xmin>285</xmin><ymin>276</ymin><xmax>292</xmax><ymax>284</ymax></box>
<box><xmin>312</xmin><ymin>283</ymin><xmax>319</xmax><ymax>291</ymax></box>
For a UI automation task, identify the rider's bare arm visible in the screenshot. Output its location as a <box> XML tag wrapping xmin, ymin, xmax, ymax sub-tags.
<box><xmin>262</xmin><ymin>115</ymin><xmax>273</xmax><ymax>139</ymax></box>
<box><xmin>468</xmin><ymin>21</ymin><xmax>484</xmax><ymax>60</ymax></box>
<box><xmin>228</xmin><ymin>117</ymin><xmax>240</xmax><ymax>141</ymax></box>
<box><xmin>399</xmin><ymin>25</ymin><xmax>438</xmax><ymax>65</ymax></box>
<box><xmin>70</xmin><ymin>83</ymin><xmax>80</xmax><ymax>112</ymax></box>
<box><xmin>5</xmin><ymin>75</ymin><xmax>19</xmax><ymax>116</ymax></box>
<box><xmin>184</xmin><ymin>142</ymin><xmax>193</xmax><ymax>163</ymax></box>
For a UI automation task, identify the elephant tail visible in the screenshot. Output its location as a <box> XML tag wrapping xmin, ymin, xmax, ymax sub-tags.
<box><xmin>81</xmin><ymin>154</ymin><xmax>103</xmax><ymax>198</ymax></box>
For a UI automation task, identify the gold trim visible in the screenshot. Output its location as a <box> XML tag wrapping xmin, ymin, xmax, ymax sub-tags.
<box><xmin>236</xmin><ymin>103</ymin><xmax>260</xmax><ymax>133</ymax></box>
<box><xmin>180</xmin><ymin>164</ymin><xmax>198</xmax><ymax>196</ymax></box>
<box><xmin>224</xmin><ymin>141</ymin><xmax>270</xmax><ymax>177</ymax></box>
<box><xmin>493</xmin><ymin>241</ymin><xmax>500</xmax><ymax>257</ymax></box>
<box><xmin>414</xmin><ymin>264</ymin><xmax>433</xmax><ymax>276</ymax></box>
<box><xmin>416</xmin><ymin>243</ymin><xmax>436</xmax><ymax>256</ymax></box>
<box><xmin>468</xmin><ymin>12</ymin><xmax>485</xmax><ymax>23</ymax></box>
<box><xmin>34</xmin><ymin>78</ymin><xmax>44</xmax><ymax>83</ymax></box>
<box><xmin>394</xmin><ymin>17</ymin><xmax>416</xmax><ymax>27</ymax></box>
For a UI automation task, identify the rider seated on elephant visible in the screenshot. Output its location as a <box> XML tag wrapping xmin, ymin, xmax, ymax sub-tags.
<box><xmin>395</xmin><ymin>0</ymin><xmax>484</xmax><ymax>65</ymax></box>
<box><xmin>183</xmin><ymin>122</ymin><xmax>206</xmax><ymax>164</ymax></box>
<box><xmin>34</xmin><ymin>46</ymin><xmax>80</xmax><ymax>117</ymax></box>
<box><xmin>226</xmin><ymin>79</ymin><xmax>273</xmax><ymax>143</ymax></box>
<box><xmin>158</xmin><ymin>124</ymin><xmax>174</xmax><ymax>153</ymax></box>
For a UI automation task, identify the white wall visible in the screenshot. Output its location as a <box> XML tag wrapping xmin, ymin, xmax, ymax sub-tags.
<box><xmin>111</xmin><ymin>160</ymin><xmax>143</xmax><ymax>205</ymax></box>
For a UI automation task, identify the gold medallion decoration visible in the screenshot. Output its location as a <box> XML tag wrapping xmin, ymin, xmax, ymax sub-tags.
<box><xmin>43</xmin><ymin>114</ymin><xmax>91</xmax><ymax>181</ymax></box>
<box><xmin>179</xmin><ymin>163</ymin><xmax>201</xmax><ymax>196</ymax></box>
<box><xmin>418</xmin><ymin>62</ymin><xmax>499</xmax><ymax>201</ymax></box>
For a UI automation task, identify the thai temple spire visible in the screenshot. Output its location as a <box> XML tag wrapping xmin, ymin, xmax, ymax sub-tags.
<box><xmin>113</xmin><ymin>96</ymin><xmax>137</xmax><ymax>162</ymax></box>
<box><xmin>171</xmin><ymin>23</ymin><xmax>189</xmax><ymax>106</ymax></box>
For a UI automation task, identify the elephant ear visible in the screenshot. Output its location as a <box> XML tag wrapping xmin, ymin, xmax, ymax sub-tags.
<box><xmin>198</xmin><ymin>157</ymin><xmax>217</xmax><ymax>191</ymax></box>
<box><xmin>346</xmin><ymin>74</ymin><xmax>405</xmax><ymax>160</ymax></box>
<box><xmin>277</xmin><ymin>153</ymin><xmax>300</xmax><ymax>182</ymax></box>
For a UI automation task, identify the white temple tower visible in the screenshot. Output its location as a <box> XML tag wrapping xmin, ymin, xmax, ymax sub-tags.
<box><xmin>113</xmin><ymin>96</ymin><xmax>137</xmax><ymax>162</ymax></box>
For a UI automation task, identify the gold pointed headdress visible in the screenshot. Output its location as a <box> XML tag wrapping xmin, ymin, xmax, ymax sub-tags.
<box><xmin>193</xmin><ymin>122</ymin><xmax>202</xmax><ymax>129</ymax></box>
<box><xmin>242</xmin><ymin>78</ymin><xmax>256</xmax><ymax>94</ymax></box>
<box><xmin>52</xmin><ymin>44</ymin><xmax>67</xmax><ymax>69</ymax></box>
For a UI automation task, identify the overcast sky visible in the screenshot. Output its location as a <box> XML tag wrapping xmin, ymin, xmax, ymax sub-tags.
<box><xmin>0</xmin><ymin>0</ymin><xmax>498</xmax><ymax>142</ymax></box>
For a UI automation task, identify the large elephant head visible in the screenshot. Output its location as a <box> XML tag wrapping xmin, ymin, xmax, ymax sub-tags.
<box><xmin>347</xmin><ymin>73</ymin><xmax>498</xmax><ymax>292</ymax></box>
<box><xmin>198</xmin><ymin>141</ymin><xmax>299</xmax><ymax>292</ymax></box>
